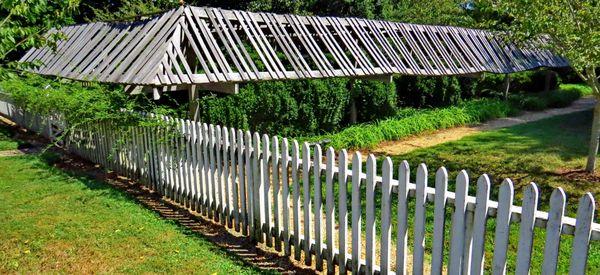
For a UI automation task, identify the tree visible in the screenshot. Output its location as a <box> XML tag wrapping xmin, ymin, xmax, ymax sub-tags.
<box><xmin>0</xmin><ymin>0</ymin><xmax>79</xmax><ymax>69</ymax></box>
<box><xmin>482</xmin><ymin>1</ymin><xmax>600</xmax><ymax>172</ymax></box>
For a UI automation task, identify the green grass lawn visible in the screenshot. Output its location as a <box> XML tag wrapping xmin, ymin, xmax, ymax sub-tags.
<box><xmin>0</xmin><ymin>154</ymin><xmax>262</xmax><ymax>274</ymax></box>
<box><xmin>386</xmin><ymin>109</ymin><xmax>600</xmax><ymax>273</ymax></box>
<box><xmin>392</xmin><ymin>109</ymin><xmax>599</xmax><ymax>213</ymax></box>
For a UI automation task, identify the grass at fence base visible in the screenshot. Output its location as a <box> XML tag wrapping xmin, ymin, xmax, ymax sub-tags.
<box><xmin>0</xmin><ymin>154</ymin><xmax>262</xmax><ymax>274</ymax></box>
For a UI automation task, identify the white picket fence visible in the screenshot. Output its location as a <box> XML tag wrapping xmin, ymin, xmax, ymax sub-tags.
<box><xmin>0</xmin><ymin>97</ymin><xmax>598</xmax><ymax>274</ymax></box>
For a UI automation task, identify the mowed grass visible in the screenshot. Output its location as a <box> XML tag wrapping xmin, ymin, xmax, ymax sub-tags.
<box><xmin>0</xmin><ymin>154</ymin><xmax>262</xmax><ymax>274</ymax></box>
<box><xmin>392</xmin><ymin>109</ymin><xmax>600</xmax><ymax>212</ymax></box>
<box><xmin>386</xmin><ymin>109</ymin><xmax>600</xmax><ymax>273</ymax></box>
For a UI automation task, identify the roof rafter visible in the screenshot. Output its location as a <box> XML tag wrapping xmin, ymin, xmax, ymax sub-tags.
<box><xmin>20</xmin><ymin>6</ymin><xmax>569</xmax><ymax>87</ymax></box>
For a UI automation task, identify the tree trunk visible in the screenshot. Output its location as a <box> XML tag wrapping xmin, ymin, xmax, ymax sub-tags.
<box><xmin>503</xmin><ymin>74</ymin><xmax>510</xmax><ymax>100</ymax></box>
<box><xmin>585</xmin><ymin>100</ymin><xmax>600</xmax><ymax>172</ymax></box>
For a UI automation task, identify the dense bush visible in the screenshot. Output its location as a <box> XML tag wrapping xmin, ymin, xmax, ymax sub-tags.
<box><xmin>395</xmin><ymin>75</ymin><xmax>464</xmax><ymax>108</ymax></box>
<box><xmin>352</xmin><ymin>80</ymin><xmax>397</xmax><ymax>122</ymax></box>
<box><xmin>197</xmin><ymin>79</ymin><xmax>351</xmax><ymax>137</ymax></box>
<box><xmin>312</xmin><ymin>99</ymin><xmax>517</xmax><ymax>149</ymax></box>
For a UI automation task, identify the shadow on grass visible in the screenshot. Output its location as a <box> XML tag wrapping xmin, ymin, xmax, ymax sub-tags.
<box><xmin>0</xmin><ymin>120</ymin><xmax>314</xmax><ymax>274</ymax></box>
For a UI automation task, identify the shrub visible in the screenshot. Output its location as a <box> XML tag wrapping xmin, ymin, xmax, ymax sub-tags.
<box><xmin>352</xmin><ymin>80</ymin><xmax>397</xmax><ymax>122</ymax></box>
<box><xmin>196</xmin><ymin>79</ymin><xmax>351</xmax><ymax>137</ymax></box>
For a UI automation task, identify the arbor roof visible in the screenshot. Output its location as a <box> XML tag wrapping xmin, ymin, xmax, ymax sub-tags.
<box><xmin>20</xmin><ymin>6</ymin><xmax>568</xmax><ymax>88</ymax></box>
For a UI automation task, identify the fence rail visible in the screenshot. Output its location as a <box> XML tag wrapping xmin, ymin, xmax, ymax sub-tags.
<box><xmin>0</xmin><ymin>97</ymin><xmax>598</xmax><ymax>274</ymax></box>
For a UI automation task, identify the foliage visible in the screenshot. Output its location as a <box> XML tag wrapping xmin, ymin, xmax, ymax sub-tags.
<box><xmin>395</xmin><ymin>75</ymin><xmax>465</xmax><ymax>108</ymax></box>
<box><xmin>482</xmin><ymin>0</ymin><xmax>600</xmax><ymax>171</ymax></box>
<box><xmin>313</xmin><ymin>98</ymin><xmax>517</xmax><ymax>149</ymax></box>
<box><xmin>197</xmin><ymin>79</ymin><xmax>351</xmax><ymax>137</ymax></box>
<box><xmin>0</xmin><ymin>71</ymin><xmax>180</xmax><ymax>148</ymax></box>
<box><xmin>0</xmin><ymin>0</ymin><xmax>79</xmax><ymax>68</ymax></box>
<box><xmin>352</xmin><ymin>79</ymin><xmax>397</xmax><ymax>122</ymax></box>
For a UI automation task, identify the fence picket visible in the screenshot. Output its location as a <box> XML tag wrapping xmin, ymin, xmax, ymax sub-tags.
<box><xmin>396</xmin><ymin>161</ymin><xmax>410</xmax><ymax>275</ymax></box>
<box><xmin>222</xmin><ymin>127</ymin><xmax>230</xmax><ymax>226</ymax></box>
<box><xmin>273</xmin><ymin>136</ymin><xmax>281</xmax><ymax>251</ymax></box>
<box><xmin>202</xmin><ymin>123</ymin><xmax>211</xmax><ymax>216</ymax></box>
<box><xmin>338</xmin><ymin>149</ymin><xmax>349</xmax><ymax>274</ymax></box>
<box><xmin>302</xmin><ymin>142</ymin><xmax>312</xmax><ymax>266</ymax></box>
<box><xmin>230</xmin><ymin>128</ymin><xmax>238</xmax><ymax>229</ymax></box>
<box><xmin>245</xmin><ymin>131</ymin><xmax>254</xmax><ymax>236</ymax></box>
<box><xmin>365</xmin><ymin>154</ymin><xmax>376</xmax><ymax>275</ymax></box>
<box><xmin>569</xmin><ymin>193</ymin><xmax>595</xmax><ymax>275</ymax></box>
<box><xmin>431</xmin><ymin>167</ymin><xmax>448</xmax><ymax>274</ymax></box>
<box><xmin>237</xmin><ymin>129</ymin><xmax>247</xmax><ymax>234</ymax></box>
<box><xmin>262</xmin><ymin>134</ymin><xmax>272</xmax><ymax>247</ymax></box>
<box><xmin>542</xmin><ymin>188</ymin><xmax>566</xmax><ymax>275</ymax></box>
<box><xmin>492</xmin><ymin>179</ymin><xmax>514</xmax><ymax>275</ymax></box>
<box><xmin>2</xmin><ymin>100</ymin><xmax>598</xmax><ymax>275</ymax></box>
<box><xmin>449</xmin><ymin>170</ymin><xmax>469</xmax><ymax>275</ymax></box>
<box><xmin>380</xmin><ymin>157</ymin><xmax>393</xmax><ymax>275</ymax></box>
<box><xmin>314</xmin><ymin>144</ymin><xmax>324</xmax><ymax>271</ymax></box>
<box><xmin>413</xmin><ymin>163</ymin><xmax>427</xmax><ymax>275</ymax></box>
<box><xmin>470</xmin><ymin>174</ymin><xmax>491</xmax><ymax>275</ymax></box>
<box><xmin>516</xmin><ymin>183</ymin><xmax>539</xmax><ymax>275</ymax></box>
<box><xmin>216</xmin><ymin>125</ymin><xmax>223</xmax><ymax>223</ymax></box>
<box><xmin>253</xmin><ymin>132</ymin><xmax>263</xmax><ymax>242</ymax></box>
<box><xmin>325</xmin><ymin>147</ymin><xmax>336</xmax><ymax>272</ymax></box>
<box><xmin>351</xmin><ymin>152</ymin><xmax>362</xmax><ymax>275</ymax></box>
<box><xmin>292</xmin><ymin>140</ymin><xmax>301</xmax><ymax>261</ymax></box>
<box><xmin>281</xmin><ymin>138</ymin><xmax>291</xmax><ymax>255</ymax></box>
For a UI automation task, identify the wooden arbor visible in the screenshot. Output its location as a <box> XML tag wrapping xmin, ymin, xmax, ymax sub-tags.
<box><xmin>21</xmin><ymin>5</ymin><xmax>568</xmax><ymax>110</ymax></box>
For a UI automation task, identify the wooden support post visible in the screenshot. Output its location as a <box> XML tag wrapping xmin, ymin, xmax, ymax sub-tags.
<box><xmin>544</xmin><ymin>70</ymin><xmax>553</xmax><ymax>93</ymax></box>
<box><xmin>188</xmin><ymin>85</ymin><xmax>199</xmax><ymax>121</ymax></box>
<box><xmin>349</xmin><ymin>79</ymin><xmax>357</xmax><ymax>124</ymax></box>
<box><xmin>503</xmin><ymin>74</ymin><xmax>511</xmax><ymax>100</ymax></box>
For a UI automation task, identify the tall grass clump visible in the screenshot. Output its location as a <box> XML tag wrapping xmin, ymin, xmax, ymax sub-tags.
<box><xmin>316</xmin><ymin>99</ymin><xmax>517</xmax><ymax>149</ymax></box>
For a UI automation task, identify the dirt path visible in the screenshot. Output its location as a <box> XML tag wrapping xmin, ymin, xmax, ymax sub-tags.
<box><xmin>369</xmin><ymin>97</ymin><xmax>597</xmax><ymax>156</ymax></box>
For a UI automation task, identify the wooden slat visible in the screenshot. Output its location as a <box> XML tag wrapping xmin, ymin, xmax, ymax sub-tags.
<box><xmin>351</xmin><ymin>152</ymin><xmax>362</xmax><ymax>275</ymax></box>
<box><xmin>431</xmin><ymin>167</ymin><xmax>448</xmax><ymax>274</ymax></box>
<box><xmin>515</xmin><ymin>183</ymin><xmax>539</xmax><ymax>275</ymax></box>
<box><xmin>542</xmin><ymin>188</ymin><xmax>566</xmax><ymax>275</ymax></box>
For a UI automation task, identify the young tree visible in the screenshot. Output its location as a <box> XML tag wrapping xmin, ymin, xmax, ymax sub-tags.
<box><xmin>485</xmin><ymin>0</ymin><xmax>599</xmax><ymax>172</ymax></box>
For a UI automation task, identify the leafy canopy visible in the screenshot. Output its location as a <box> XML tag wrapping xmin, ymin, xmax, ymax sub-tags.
<box><xmin>0</xmin><ymin>0</ymin><xmax>79</xmax><ymax>67</ymax></box>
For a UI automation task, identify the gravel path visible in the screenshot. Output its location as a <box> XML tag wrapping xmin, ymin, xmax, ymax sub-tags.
<box><xmin>369</xmin><ymin>97</ymin><xmax>597</xmax><ymax>156</ymax></box>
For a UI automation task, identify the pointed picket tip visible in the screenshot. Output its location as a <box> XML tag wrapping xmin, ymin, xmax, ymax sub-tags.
<box><xmin>383</xmin><ymin>157</ymin><xmax>393</xmax><ymax>174</ymax></box>
<box><xmin>456</xmin><ymin>170</ymin><xmax>469</xmax><ymax>184</ymax></box>
<box><xmin>578</xmin><ymin>192</ymin><xmax>596</xmax><ymax>213</ymax></box>
<box><xmin>550</xmin><ymin>187</ymin><xmax>566</xmax><ymax>206</ymax></box>
<box><xmin>314</xmin><ymin>143</ymin><xmax>322</xmax><ymax>156</ymax></box>
<box><xmin>339</xmin><ymin>148</ymin><xmax>348</xmax><ymax>160</ymax></box>
<box><xmin>326</xmin><ymin>147</ymin><xmax>335</xmax><ymax>158</ymax></box>
<box><xmin>524</xmin><ymin>182</ymin><xmax>539</xmax><ymax>198</ymax></box>
<box><xmin>352</xmin><ymin>151</ymin><xmax>362</xmax><ymax>163</ymax></box>
<box><xmin>367</xmin><ymin>154</ymin><xmax>376</xmax><ymax>165</ymax></box>
<box><xmin>399</xmin><ymin>160</ymin><xmax>410</xmax><ymax>175</ymax></box>
<box><xmin>477</xmin><ymin>174</ymin><xmax>491</xmax><ymax>191</ymax></box>
<box><xmin>417</xmin><ymin>163</ymin><xmax>428</xmax><ymax>177</ymax></box>
<box><xmin>262</xmin><ymin>133</ymin><xmax>270</xmax><ymax>143</ymax></box>
<box><xmin>436</xmin><ymin>166</ymin><xmax>448</xmax><ymax>179</ymax></box>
